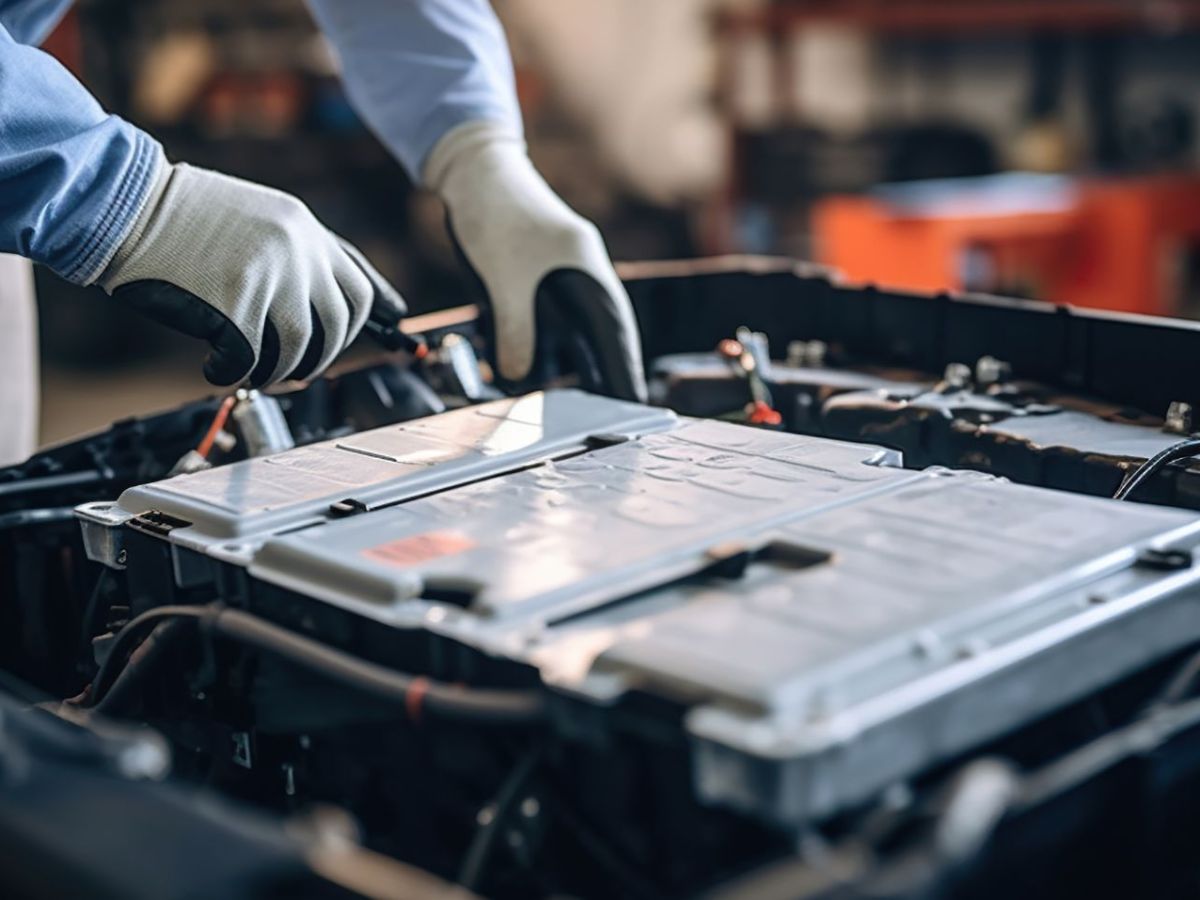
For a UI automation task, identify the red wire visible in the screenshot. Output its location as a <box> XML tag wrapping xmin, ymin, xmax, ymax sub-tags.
<box><xmin>196</xmin><ymin>396</ymin><xmax>236</xmax><ymax>459</ymax></box>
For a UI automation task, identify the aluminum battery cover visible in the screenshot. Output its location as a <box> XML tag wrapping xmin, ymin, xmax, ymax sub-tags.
<box><xmin>78</xmin><ymin>390</ymin><xmax>676</xmax><ymax>555</ymax></box>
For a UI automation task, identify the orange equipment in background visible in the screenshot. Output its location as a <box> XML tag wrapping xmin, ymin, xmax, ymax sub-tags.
<box><xmin>813</xmin><ymin>174</ymin><xmax>1200</xmax><ymax>317</ymax></box>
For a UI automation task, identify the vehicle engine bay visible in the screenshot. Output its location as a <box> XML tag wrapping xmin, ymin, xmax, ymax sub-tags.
<box><xmin>7</xmin><ymin>258</ymin><xmax>1200</xmax><ymax>899</ymax></box>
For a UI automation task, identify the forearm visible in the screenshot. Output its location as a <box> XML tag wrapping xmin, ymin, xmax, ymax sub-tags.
<box><xmin>0</xmin><ymin>22</ymin><xmax>161</xmax><ymax>283</ymax></box>
<box><xmin>309</xmin><ymin>0</ymin><xmax>645</xmax><ymax>400</ymax></box>
<box><xmin>306</xmin><ymin>0</ymin><xmax>522</xmax><ymax>179</ymax></box>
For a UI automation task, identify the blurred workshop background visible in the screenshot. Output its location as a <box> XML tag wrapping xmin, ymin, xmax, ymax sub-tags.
<box><xmin>34</xmin><ymin>0</ymin><xmax>1200</xmax><ymax>444</ymax></box>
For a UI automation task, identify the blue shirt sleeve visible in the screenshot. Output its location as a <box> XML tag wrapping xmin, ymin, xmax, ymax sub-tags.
<box><xmin>0</xmin><ymin>0</ymin><xmax>71</xmax><ymax>45</ymax></box>
<box><xmin>0</xmin><ymin>16</ymin><xmax>161</xmax><ymax>284</ymax></box>
<box><xmin>306</xmin><ymin>0</ymin><xmax>523</xmax><ymax>180</ymax></box>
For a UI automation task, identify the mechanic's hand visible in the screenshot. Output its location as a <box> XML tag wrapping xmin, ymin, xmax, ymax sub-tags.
<box><xmin>424</xmin><ymin>121</ymin><xmax>647</xmax><ymax>402</ymax></box>
<box><xmin>99</xmin><ymin>160</ymin><xmax>404</xmax><ymax>387</ymax></box>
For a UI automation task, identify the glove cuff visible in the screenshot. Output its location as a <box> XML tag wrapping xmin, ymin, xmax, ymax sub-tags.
<box><xmin>97</xmin><ymin>153</ymin><xmax>172</xmax><ymax>291</ymax></box>
<box><xmin>421</xmin><ymin>119</ymin><xmax>528</xmax><ymax>196</ymax></box>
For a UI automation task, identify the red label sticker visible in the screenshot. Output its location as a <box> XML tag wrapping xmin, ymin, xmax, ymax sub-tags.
<box><xmin>362</xmin><ymin>530</ymin><xmax>475</xmax><ymax>568</ymax></box>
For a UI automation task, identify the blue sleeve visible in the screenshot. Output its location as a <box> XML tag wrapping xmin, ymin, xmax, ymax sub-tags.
<box><xmin>306</xmin><ymin>0</ymin><xmax>523</xmax><ymax>180</ymax></box>
<box><xmin>0</xmin><ymin>19</ymin><xmax>161</xmax><ymax>283</ymax></box>
<box><xmin>0</xmin><ymin>0</ymin><xmax>72</xmax><ymax>45</ymax></box>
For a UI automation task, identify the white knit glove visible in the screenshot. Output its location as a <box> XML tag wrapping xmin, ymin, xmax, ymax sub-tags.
<box><xmin>99</xmin><ymin>157</ymin><xmax>404</xmax><ymax>386</ymax></box>
<box><xmin>423</xmin><ymin>121</ymin><xmax>646</xmax><ymax>402</ymax></box>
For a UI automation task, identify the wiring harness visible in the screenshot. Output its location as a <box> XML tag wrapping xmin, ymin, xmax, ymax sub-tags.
<box><xmin>83</xmin><ymin>604</ymin><xmax>546</xmax><ymax>726</ymax></box>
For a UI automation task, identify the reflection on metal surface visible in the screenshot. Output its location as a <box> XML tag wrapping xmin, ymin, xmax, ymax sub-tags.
<box><xmin>110</xmin><ymin>390</ymin><xmax>674</xmax><ymax>540</ymax></box>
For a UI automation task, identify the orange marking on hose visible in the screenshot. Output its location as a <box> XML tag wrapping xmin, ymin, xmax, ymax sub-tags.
<box><xmin>406</xmin><ymin>676</ymin><xmax>431</xmax><ymax>723</ymax></box>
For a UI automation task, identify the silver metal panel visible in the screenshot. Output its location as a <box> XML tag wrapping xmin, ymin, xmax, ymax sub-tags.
<box><xmin>597</xmin><ymin>474</ymin><xmax>1189</xmax><ymax>710</ymax></box>
<box><xmin>249</xmin><ymin>419</ymin><xmax>911</xmax><ymax>626</ymax></box>
<box><xmin>105</xmin><ymin>390</ymin><xmax>676</xmax><ymax>547</ymax></box>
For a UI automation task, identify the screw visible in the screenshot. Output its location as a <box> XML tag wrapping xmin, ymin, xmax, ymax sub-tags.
<box><xmin>912</xmin><ymin>630</ymin><xmax>941</xmax><ymax>659</ymax></box>
<box><xmin>942</xmin><ymin>363</ymin><xmax>972</xmax><ymax>390</ymax></box>
<box><xmin>116</xmin><ymin>549</ymin><xmax>127</xmax><ymax>565</ymax></box>
<box><xmin>1165</xmin><ymin>401</ymin><xmax>1193</xmax><ymax>435</ymax></box>
<box><xmin>956</xmin><ymin>638</ymin><xmax>989</xmax><ymax>659</ymax></box>
<box><xmin>975</xmin><ymin>355</ymin><xmax>1012</xmax><ymax>387</ymax></box>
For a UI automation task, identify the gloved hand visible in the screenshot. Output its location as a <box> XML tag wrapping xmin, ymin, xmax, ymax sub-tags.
<box><xmin>423</xmin><ymin>121</ymin><xmax>647</xmax><ymax>402</ymax></box>
<box><xmin>99</xmin><ymin>160</ymin><xmax>404</xmax><ymax>387</ymax></box>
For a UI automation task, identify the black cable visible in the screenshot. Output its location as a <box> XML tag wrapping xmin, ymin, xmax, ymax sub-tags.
<box><xmin>89</xmin><ymin>605</ymin><xmax>208</xmax><ymax>702</ymax></box>
<box><xmin>0</xmin><ymin>507</ymin><xmax>77</xmax><ymax>530</ymax></box>
<box><xmin>91</xmin><ymin>620</ymin><xmax>189</xmax><ymax>716</ymax></box>
<box><xmin>1114</xmin><ymin>437</ymin><xmax>1200</xmax><ymax>501</ymax></box>
<box><xmin>0</xmin><ymin>469</ymin><xmax>105</xmax><ymax>499</ymax></box>
<box><xmin>85</xmin><ymin>604</ymin><xmax>546</xmax><ymax>725</ymax></box>
<box><xmin>457</xmin><ymin>748</ymin><xmax>543</xmax><ymax>891</ymax></box>
<box><xmin>212</xmin><ymin>608</ymin><xmax>545</xmax><ymax>724</ymax></box>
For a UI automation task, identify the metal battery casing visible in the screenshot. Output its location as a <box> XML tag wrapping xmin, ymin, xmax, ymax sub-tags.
<box><xmin>80</xmin><ymin>391</ymin><xmax>1200</xmax><ymax>829</ymax></box>
<box><xmin>76</xmin><ymin>390</ymin><xmax>676</xmax><ymax>566</ymax></box>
